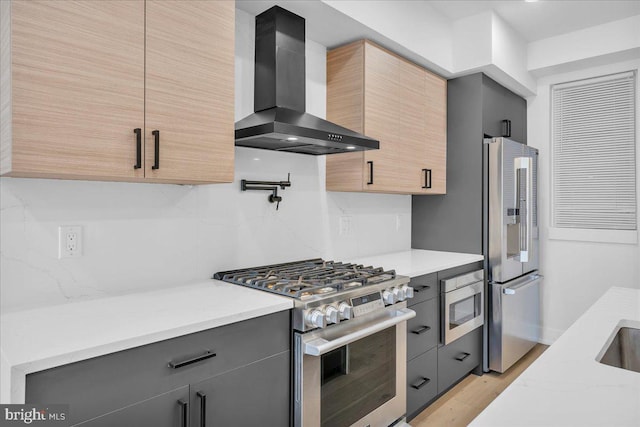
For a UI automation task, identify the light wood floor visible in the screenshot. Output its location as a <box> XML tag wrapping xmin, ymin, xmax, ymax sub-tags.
<box><xmin>410</xmin><ymin>344</ymin><xmax>548</xmax><ymax>427</ymax></box>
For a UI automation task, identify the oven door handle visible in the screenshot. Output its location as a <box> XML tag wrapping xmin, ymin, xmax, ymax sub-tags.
<box><xmin>303</xmin><ymin>308</ymin><xmax>416</xmax><ymax>356</ymax></box>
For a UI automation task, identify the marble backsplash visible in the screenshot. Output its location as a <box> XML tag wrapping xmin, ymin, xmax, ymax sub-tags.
<box><xmin>0</xmin><ymin>150</ymin><xmax>411</xmax><ymax>312</ymax></box>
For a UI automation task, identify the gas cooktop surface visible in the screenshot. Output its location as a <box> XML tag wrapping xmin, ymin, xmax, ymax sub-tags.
<box><xmin>214</xmin><ymin>258</ymin><xmax>397</xmax><ymax>299</ymax></box>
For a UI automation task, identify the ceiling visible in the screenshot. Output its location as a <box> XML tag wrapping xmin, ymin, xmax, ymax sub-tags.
<box><xmin>237</xmin><ymin>1</ymin><xmax>640</xmax><ymax>45</ymax></box>
<box><xmin>428</xmin><ymin>0</ymin><xmax>640</xmax><ymax>42</ymax></box>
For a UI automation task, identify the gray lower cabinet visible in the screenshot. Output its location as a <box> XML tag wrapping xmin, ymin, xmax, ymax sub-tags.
<box><xmin>406</xmin><ymin>263</ymin><xmax>484</xmax><ymax>421</ymax></box>
<box><xmin>190</xmin><ymin>351</ymin><xmax>289</xmax><ymax>427</ymax></box>
<box><xmin>406</xmin><ymin>272</ymin><xmax>440</xmax><ymax>421</ymax></box>
<box><xmin>408</xmin><ymin>273</ymin><xmax>438</xmax><ymax>305</ymax></box>
<box><xmin>437</xmin><ymin>327</ymin><xmax>482</xmax><ymax>394</ymax></box>
<box><xmin>76</xmin><ymin>387</ymin><xmax>189</xmax><ymax>427</ymax></box>
<box><xmin>406</xmin><ymin>347</ymin><xmax>437</xmax><ymax>419</ymax></box>
<box><xmin>407</xmin><ymin>298</ymin><xmax>438</xmax><ymax>360</ymax></box>
<box><xmin>25</xmin><ymin>311</ymin><xmax>290</xmax><ymax>426</ymax></box>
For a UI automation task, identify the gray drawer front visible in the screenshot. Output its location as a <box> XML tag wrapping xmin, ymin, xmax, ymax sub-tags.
<box><xmin>408</xmin><ymin>273</ymin><xmax>438</xmax><ymax>305</ymax></box>
<box><xmin>407</xmin><ymin>298</ymin><xmax>439</xmax><ymax>360</ymax></box>
<box><xmin>26</xmin><ymin>310</ymin><xmax>290</xmax><ymax>425</ymax></box>
<box><xmin>406</xmin><ymin>347</ymin><xmax>437</xmax><ymax>420</ymax></box>
<box><xmin>437</xmin><ymin>326</ymin><xmax>482</xmax><ymax>394</ymax></box>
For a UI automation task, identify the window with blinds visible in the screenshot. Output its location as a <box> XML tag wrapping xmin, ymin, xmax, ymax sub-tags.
<box><xmin>551</xmin><ymin>71</ymin><xmax>637</xmax><ymax>231</ymax></box>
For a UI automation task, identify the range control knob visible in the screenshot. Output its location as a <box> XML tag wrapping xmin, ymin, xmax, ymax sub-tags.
<box><xmin>338</xmin><ymin>302</ymin><xmax>353</xmax><ymax>320</ymax></box>
<box><xmin>325</xmin><ymin>305</ymin><xmax>340</xmax><ymax>324</ymax></box>
<box><xmin>393</xmin><ymin>286</ymin><xmax>406</xmax><ymax>301</ymax></box>
<box><xmin>305</xmin><ymin>309</ymin><xmax>327</xmax><ymax>329</ymax></box>
<box><xmin>401</xmin><ymin>285</ymin><xmax>415</xmax><ymax>299</ymax></box>
<box><xmin>382</xmin><ymin>289</ymin><xmax>398</xmax><ymax>305</ymax></box>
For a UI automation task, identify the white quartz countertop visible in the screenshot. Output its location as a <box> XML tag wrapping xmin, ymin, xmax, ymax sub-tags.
<box><xmin>0</xmin><ymin>280</ymin><xmax>292</xmax><ymax>404</ymax></box>
<box><xmin>0</xmin><ymin>249</ymin><xmax>481</xmax><ymax>405</ymax></box>
<box><xmin>471</xmin><ymin>286</ymin><xmax>640</xmax><ymax>427</ymax></box>
<box><xmin>352</xmin><ymin>249</ymin><xmax>484</xmax><ymax>277</ymax></box>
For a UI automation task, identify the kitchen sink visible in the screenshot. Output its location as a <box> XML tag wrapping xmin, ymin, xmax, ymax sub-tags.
<box><xmin>598</xmin><ymin>323</ymin><xmax>640</xmax><ymax>373</ymax></box>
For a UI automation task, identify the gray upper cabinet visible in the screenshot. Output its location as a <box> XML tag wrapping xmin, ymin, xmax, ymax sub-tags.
<box><xmin>482</xmin><ymin>75</ymin><xmax>527</xmax><ymax>143</ymax></box>
<box><xmin>412</xmin><ymin>73</ymin><xmax>527</xmax><ymax>254</ymax></box>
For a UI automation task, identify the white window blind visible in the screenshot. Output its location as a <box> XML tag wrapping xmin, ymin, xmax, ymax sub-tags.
<box><xmin>551</xmin><ymin>71</ymin><xmax>637</xmax><ymax>231</ymax></box>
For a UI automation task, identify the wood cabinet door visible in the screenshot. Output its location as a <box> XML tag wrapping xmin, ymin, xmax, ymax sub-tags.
<box><xmin>6</xmin><ymin>1</ymin><xmax>144</xmax><ymax>180</ymax></box>
<box><xmin>395</xmin><ymin>57</ymin><xmax>433</xmax><ymax>194</ymax></box>
<box><xmin>326</xmin><ymin>41</ymin><xmax>366</xmax><ymax>192</ymax></box>
<box><xmin>364</xmin><ymin>42</ymin><xmax>424</xmax><ymax>194</ymax></box>
<box><xmin>326</xmin><ymin>40</ymin><xmax>447</xmax><ymax>195</ymax></box>
<box><xmin>190</xmin><ymin>352</ymin><xmax>290</xmax><ymax>427</ymax></box>
<box><xmin>415</xmin><ymin>71</ymin><xmax>447</xmax><ymax>194</ymax></box>
<box><xmin>76</xmin><ymin>386</ymin><xmax>189</xmax><ymax>427</ymax></box>
<box><xmin>145</xmin><ymin>0</ymin><xmax>234</xmax><ymax>184</ymax></box>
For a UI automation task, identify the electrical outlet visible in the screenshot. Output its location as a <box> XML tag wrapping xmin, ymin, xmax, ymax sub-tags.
<box><xmin>339</xmin><ymin>216</ymin><xmax>353</xmax><ymax>236</ymax></box>
<box><xmin>59</xmin><ymin>226</ymin><xmax>82</xmax><ymax>258</ymax></box>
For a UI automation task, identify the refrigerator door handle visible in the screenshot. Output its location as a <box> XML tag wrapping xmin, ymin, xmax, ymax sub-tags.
<box><xmin>502</xmin><ymin>274</ymin><xmax>543</xmax><ymax>295</ymax></box>
<box><xmin>515</xmin><ymin>157</ymin><xmax>533</xmax><ymax>263</ymax></box>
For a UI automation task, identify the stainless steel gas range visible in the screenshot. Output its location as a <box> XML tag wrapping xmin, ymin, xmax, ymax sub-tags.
<box><xmin>215</xmin><ymin>259</ymin><xmax>416</xmax><ymax>427</ymax></box>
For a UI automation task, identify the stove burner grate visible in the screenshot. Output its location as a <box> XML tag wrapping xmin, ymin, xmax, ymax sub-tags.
<box><xmin>214</xmin><ymin>259</ymin><xmax>396</xmax><ymax>299</ymax></box>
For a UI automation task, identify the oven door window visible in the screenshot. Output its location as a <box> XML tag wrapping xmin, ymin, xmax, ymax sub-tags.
<box><xmin>320</xmin><ymin>327</ymin><xmax>396</xmax><ymax>427</ymax></box>
<box><xmin>449</xmin><ymin>293</ymin><xmax>481</xmax><ymax>329</ymax></box>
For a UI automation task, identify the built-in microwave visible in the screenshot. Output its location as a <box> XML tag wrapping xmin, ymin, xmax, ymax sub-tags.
<box><xmin>441</xmin><ymin>270</ymin><xmax>485</xmax><ymax>345</ymax></box>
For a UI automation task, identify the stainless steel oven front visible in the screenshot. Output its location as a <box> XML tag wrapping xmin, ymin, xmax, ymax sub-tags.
<box><xmin>294</xmin><ymin>303</ymin><xmax>415</xmax><ymax>427</ymax></box>
<box><xmin>442</xmin><ymin>270</ymin><xmax>485</xmax><ymax>345</ymax></box>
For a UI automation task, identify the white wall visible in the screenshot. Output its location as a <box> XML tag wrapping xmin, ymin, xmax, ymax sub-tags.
<box><xmin>322</xmin><ymin>0</ymin><xmax>453</xmax><ymax>72</ymax></box>
<box><xmin>450</xmin><ymin>11</ymin><xmax>536</xmax><ymax>96</ymax></box>
<box><xmin>451</xmin><ymin>11</ymin><xmax>492</xmax><ymax>72</ymax></box>
<box><xmin>527</xmin><ymin>58</ymin><xmax>640</xmax><ymax>344</ymax></box>
<box><xmin>0</xmin><ymin>9</ymin><xmax>411</xmax><ymax>313</ymax></box>
<box><xmin>528</xmin><ymin>15</ymin><xmax>640</xmax><ymax>77</ymax></box>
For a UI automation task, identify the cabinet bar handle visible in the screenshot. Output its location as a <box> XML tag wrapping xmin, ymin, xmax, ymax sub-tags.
<box><xmin>411</xmin><ymin>325</ymin><xmax>431</xmax><ymax>335</ymax></box>
<box><xmin>410</xmin><ymin>377</ymin><xmax>431</xmax><ymax>390</ymax></box>
<box><xmin>152</xmin><ymin>130</ymin><xmax>160</xmax><ymax>170</ymax></box>
<box><xmin>197</xmin><ymin>391</ymin><xmax>207</xmax><ymax>427</ymax></box>
<box><xmin>502</xmin><ymin>119</ymin><xmax>511</xmax><ymax>138</ymax></box>
<box><xmin>168</xmin><ymin>350</ymin><xmax>216</xmax><ymax>369</ymax></box>
<box><xmin>422</xmin><ymin>169</ymin><xmax>432</xmax><ymax>189</ymax></box>
<box><xmin>413</xmin><ymin>285</ymin><xmax>430</xmax><ymax>293</ymax></box>
<box><xmin>455</xmin><ymin>352</ymin><xmax>471</xmax><ymax>362</ymax></box>
<box><xmin>133</xmin><ymin>128</ymin><xmax>142</xmax><ymax>169</ymax></box>
<box><xmin>367</xmin><ymin>161</ymin><xmax>374</xmax><ymax>185</ymax></box>
<box><xmin>178</xmin><ymin>399</ymin><xmax>188</xmax><ymax>427</ymax></box>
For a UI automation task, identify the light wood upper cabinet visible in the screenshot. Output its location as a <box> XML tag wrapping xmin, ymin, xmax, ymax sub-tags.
<box><xmin>0</xmin><ymin>0</ymin><xmax>234</xmax><ymax>184</ymax></box>
<box><xmin>326</xmin><ymin>40</ymin><xmax>447</xmax><ymax>195</ymax></box>
<box><xmin>145</xmin><ymin>0</ymin><xmax>234</xmax><ymax>184</ymax></box>
<box><xmin>1</xmin><ymin>0</ymin><xmax>145</xmax><ymax>181</ymax></box>
<box><xmin>420</xmin><ymin>70</ymin><xmax>447</xmax><ymax>194</ymax></box>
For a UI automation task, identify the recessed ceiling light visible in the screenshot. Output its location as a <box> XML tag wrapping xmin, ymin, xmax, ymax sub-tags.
<box><xmin>345</xmin><ymin>146</ymin><xmax>356</xmax><ymax>150</ymax></box>
<box><xmin>525</xmin><ymin>0</ymin><xmax>538</xmax><ymax>2</ymax></box>
<box><xmin>286</xmin><ymin>137</ymin><xmax>298</xmax><ymax>141</ymax></box>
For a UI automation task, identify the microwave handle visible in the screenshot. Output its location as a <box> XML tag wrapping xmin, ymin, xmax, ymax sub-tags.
<box><xmin>303</xmin><ymin>308</ymin><xmax>416</xmax><ymax>356</ymax></box>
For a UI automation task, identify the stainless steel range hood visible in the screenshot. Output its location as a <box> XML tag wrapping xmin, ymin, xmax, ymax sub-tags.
<box><xmin>235</xmin><ymin>6</ymin><xmax>379</xmax><ymax>155</ymax></box>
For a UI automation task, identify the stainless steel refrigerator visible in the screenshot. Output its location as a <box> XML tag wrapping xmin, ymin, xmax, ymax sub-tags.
<box><xmin>485</xmin><ymin>137</ymin><xmax>542</xmax><ymax>373</ymax></box>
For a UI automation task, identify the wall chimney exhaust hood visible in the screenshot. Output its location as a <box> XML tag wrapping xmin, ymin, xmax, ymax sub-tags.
<box><xmin>235</xmin><ymin>6</ymin><xmax>379</xmax><ymax>155</ymax></box>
